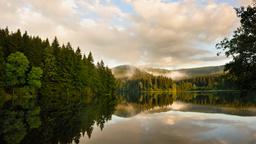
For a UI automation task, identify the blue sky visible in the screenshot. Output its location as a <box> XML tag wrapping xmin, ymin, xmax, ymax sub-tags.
<box><xmin>113</xmin><ymin>0</ymin><xmax>239</xmax><ymax>13</ymax></box>
<box><xmin>112</xmin><ymin>0</ymin><xmax>134</xmax><ymax>13</ymax></box>
<box><xmin>0</xmin><ymin>0</ymin><xmax>252</xmax><ymax>69</ymax></box>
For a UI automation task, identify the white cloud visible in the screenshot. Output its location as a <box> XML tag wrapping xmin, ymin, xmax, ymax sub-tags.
<box><xmin>0</xmin><ymin>0</ymin><xmax>242</xmax><ymax>69</ymax></box>
<box><xmin>239</xmin><ymin>0</ymin><xmax>254</xmax><ymax>6</ymax></box>
<box><xmin>123</xmin><ymin>0</ymin><xmax>238</xmax><ymax>68</ymax></box>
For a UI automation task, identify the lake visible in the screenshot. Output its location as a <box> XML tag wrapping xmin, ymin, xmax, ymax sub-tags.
<box><xmin>1</xmin><ymin>91</ymin><xmax>256</xmax><ymax>144</ymax></box>
<box><xmin>80</xmin><ymin>91</ymin><xmax>256</xmax><ymax>144</ymax></box>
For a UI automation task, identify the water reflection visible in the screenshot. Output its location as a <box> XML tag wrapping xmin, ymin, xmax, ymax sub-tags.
<box><xmin>115</xmin><ymin>92</ymin><xmax>173</xmax><ymax>117</ymax></box>
<box><xmin>1</xmin><ymin>91</ymin><xmax>256</xmax><ymax>144</ymax></box>
<box><xmin>79</xmin><ymin>111</ymin><xmax>256</xmax><ymax>144</ymax></box>
<box><xmin>0</xmin><ymin>93</ymin><xmax>117</xmax><ymax>144</ymax></box>
<box><xmin>176</xmin><ymin>91</ymin><xmax>256</xmax><ymax>107</ymax></box>
<box><xmin>115</xmin><ymin>91</ymin><xmax>256</xmax><ymax>117</ymax></box>
<box><xmin>79</xmin><ymin>92</ymin><xmax>256</xmax><ymax>144</ymax></box>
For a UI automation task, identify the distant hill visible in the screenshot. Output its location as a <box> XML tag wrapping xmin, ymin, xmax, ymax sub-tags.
<box><xmin>171</xmin><ymin>65</ymin><xmax>224</xmax><ymax>76</ymax></box>
<box><xmin>112</xmin><ymin>65</ymin><xmax>151</xmax><ymax>80</ymax></box>
<box><xmin>112</xmin><ymin>65</ymin><xmax>224</xmax><ymax>80</ymax></box>
<box><xmin>145</xmin><ymin>65</ymin><xmax>224</xmax><ymax>80</ymax></box>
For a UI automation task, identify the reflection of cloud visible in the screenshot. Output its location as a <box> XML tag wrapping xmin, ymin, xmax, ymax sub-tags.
<box><xmin>114</xmin><ymin>103</ymin><xmax>141</xmax><ymax>117</ymax></box>
<box><xmin>170</xmin><ymin>102</ymin><xmax>187</xmax><ymax>110</ymax></box>
<box><xmin>164</xmin><ymin>116</ymin><xmax>176</xmax><ymax>125</ymax></box>
<box><xmin>81</xmin><ymin>110</ymin><xmax>256</xmax><ymax>144</ymax></box>
<box><xmin>107</xmin><ymin>115</ymin><xmax>128</xmax><ymax>124</ymax></box>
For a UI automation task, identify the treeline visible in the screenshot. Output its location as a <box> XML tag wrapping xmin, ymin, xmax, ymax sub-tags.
<box><xmin>117</xmin><ymin>73</ymin><xmax>238</xmax><ymax>93</ymax></box>
<box><xmin>176</xmin><ymin>74</ymin><xmax>238</xmax><ymax>91</ymax></box>
<box><xmin>0</xmin><ymin>28</ymin><xmax>116</xmax><ymax>99</ymax></box>
<box><xmin>117</xmin><ymin>75</ymin><xmax>174</xmax><ymax>92</ymax></box>
<box><xmin>0</xmin><ymin>28</ymin><xmax>116</xmax><ymax>144</ymax></box>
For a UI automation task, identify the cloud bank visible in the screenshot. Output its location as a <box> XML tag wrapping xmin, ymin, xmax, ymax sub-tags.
<box><xmin>0</xmin><ymin>0</ymin><xmax>250</xmax><ymax>69</ymax></box>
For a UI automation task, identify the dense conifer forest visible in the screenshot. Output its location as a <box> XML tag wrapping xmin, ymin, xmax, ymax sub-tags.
<box><xmin>0</xmin><ymin>28</ymin><xmax>116</xmax><ymax>144</ymax></box>
<box><xmin>176</xmin><ymin>74</ymin><xmax>238</xmax><ymax>91</ymax></box>
<box><xmin>0</xmin><ymin>28</ymin><xmax>116</xmax><ymax>98</ymax></box>
<box><xmin>117</xmin><ymin>75</ymin><xmax>174</xmax><ymax>92</ymax></box>
<box><xmin>116</xmin><ymin>71</ymin><xmax>237</xmax><ymax>93</ymax></box>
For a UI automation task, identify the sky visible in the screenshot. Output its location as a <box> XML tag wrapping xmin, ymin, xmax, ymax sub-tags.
<box><xmin>0</xmin><ymin>0</ymin><xmax>253</xmax><ymax>69</ymax></box>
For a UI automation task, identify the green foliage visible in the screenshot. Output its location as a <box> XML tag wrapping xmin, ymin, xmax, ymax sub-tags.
<box><xmin>97</xmin><ymin>61</ymin><xmax>116</xmax><ymax>94</ymax></box>
<box><xmin>0</xmin><ymin>28</ymin><xmax>117</xmax><ymax>144</ymax></box>
<box><xmin>216</xmin><ymin>6</ymin><xmax>256</xmax><ymax>90</ymax></box>
<box><xmin>117</xmin><ymin>74</ymin><xmax>173</xmax><ymax>92</ymax></box>
<box><xmin>0</xmin><ymin>110</ymin><xmax>27</xmax><ymax>144</ymax></box>
<box><xmin>26</xmin><ymin>106</ymin><xmax>41</xmax><ymax>129</ymax></box>
<box><xmin>5</xmin><ymin>52</ymin><xmax>29</xmax><ymax>87</ymax></box>
<box><xmin>0</xmin><ymin>47</ymin><xmax>4</xmax><ymax>84</ymax></box>
<box><xmin>114</xmin><ymin>65</ymin><xmax>230</xmax><ymax>93</ymax></box>
<box><xmin>114</xmin><ymin>65</ymin><xmax>174</xmax><ymax>92</ymax></box>
<box><xmin>87</xmin><ymin>51</ymin><xmax>94</xmax><ymax>63</ymax></box>
<box><xmin>27</xmin><ymin>67</ymin><xmax>43</xmax><ymax>89</ymax></box>
<box><xmin>51</xmin><ymin>37</ymin><xmax>60</xmax><ymax>57</ymax></box>
<box><xmin>42</xmin><ymin>46</ymin><xmax>57</xmax><ymax>82</ymax></box>
<box><xmin>176</xmin><ymin>74</ymin><xmax>237</xmax><ymax>91</ymax></box>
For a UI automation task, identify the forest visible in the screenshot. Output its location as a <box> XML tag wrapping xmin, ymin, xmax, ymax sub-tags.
<box><xmin>0</xmin><ymin>28</ymin><xmax>116</xmax><ymax>144</ymax></box>
<box><xmin>176</xmin><ymin>74</ymin><xmax>237</xmax><ymax>91</ymax></box>
<box><xmin>117</xmin><ymin>75</ymin><xmax>174</xmax><ymax>92</ymax></box>
<box><xmin>116</xmin><ymin>73</ymin><xmax>238</xmax><ymax>93</ymax></box>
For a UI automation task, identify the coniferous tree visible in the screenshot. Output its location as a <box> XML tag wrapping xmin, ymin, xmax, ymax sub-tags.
<box><xmin>51</xmin><ymin>37</ymin><xmax>60</xmax><ymax>58</ymax></box>
<box><xmin>0</xmin><ymin>47</ymin><xmax>4</xmax><ymax>87</ymax></box>
<box><xmin>87</xmin><ymin>51</ymin><xmax>94</xmax><ymax>64</ymax></box>
<box><xmin>0</xmin><ymin>28</ymin><xmax>117</xmax><ymax>144</ymax></box>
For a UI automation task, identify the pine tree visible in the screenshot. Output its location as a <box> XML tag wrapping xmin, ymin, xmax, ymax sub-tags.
<box><xmin>52</xmin><ymin>37</ymin><xmax>60</xmax><ymax>58</ymax></box>
<box><xmin>87</xmin><ymin>51</ymin><xmax>94</xmax><ymax>64</ymax></box>
<box><xmin>42</xmin><ymin>46</ymin><xmax>58</xmax><ymax>82</ymax></box>
<box><xmin>0</xmin><ymin>47</ymin><xmax>4</xmax><ymax>88</ymax></box>
<box><xmin>0</xmin><ymin>47</ymin><xmax>5</xmax><ymax>97</ymax></box>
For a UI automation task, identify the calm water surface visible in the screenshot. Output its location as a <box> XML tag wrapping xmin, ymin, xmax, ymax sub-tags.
<box><xmin>1</xmin><ymin>91</ymin><xmax>256</xmax><ymax>144</ymax></box>
<box><xmin>80</xmin><ymin>91</ymin><xmax>256</xmax><ymax>144</ymax></box>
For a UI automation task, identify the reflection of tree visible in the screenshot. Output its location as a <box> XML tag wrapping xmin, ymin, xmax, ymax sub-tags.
<box><xmin>0</xmin><ymin>91</ymin><xmax>116</xmax><ymax>144</ymax></box>
<box><xmin>117</xmin><ymin>92</ymin><xmax>174</xmax><ymax>114</ymax></box>
<box><xmin>0</xmin><ymin>52</ymin><xmax>42</xmax><ymax>144</ymax></box>
<box><xmin>19</xmin><ymin>93</ymin><xmax>117</xmax><ymax>144</ymax></box>
<box><xmin>0</xmin><ymin>96</ymin><xmax>41</xmax><ymax>144</ymax></box>
<box><xmin>117</xmin><ymin>91</ymin><xmax>256</xmax><ymax>117</ymax></box>
<box><xmin>176</xmin><ymin>91</ymin><xmax>256</xmax><ymax>107</ymax></box>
